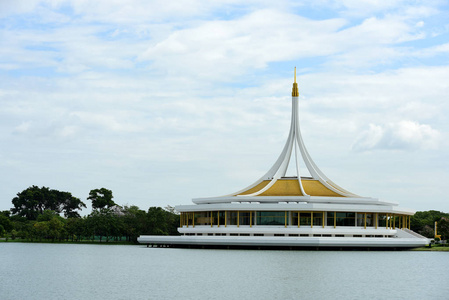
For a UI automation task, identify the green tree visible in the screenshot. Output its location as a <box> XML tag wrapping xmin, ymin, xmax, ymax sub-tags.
<box><xmin>37</xmin><ymin>210</ymin><xmax>59</xmax><ymax>222</ymax></box>
<box><xmin>47</xmin><ymin>217</ymin><xmax>66</xmax><ymax>242</ymax></box>
<box><xmin>87</xmin><ymin>208</ymin><xmax>123</xmax><ymax>242</ymax></box>
<box><xmin>143</xmin><ymin>206</ymin><xmax>180</xmax><ymax>236</ymax></box>
<box><xmin>10</xmin><ymin>217</ymin><xmax>31</xmax><ymax>240</ymax></box>
<box><xmin>11</xmin><ymin>186</ymin><xmax>86</xmax><ymax>220</ymax></box>
<box><xmin>419</xmin><ymin>225</ymin><xmax>434</xmax><ymax>238</ymax></box>
<box><xmin>28</xmin><ymin>210</ymin><xmax>67</xmax><ymax>242</ymax></box>
<box><xmin>437</xmin><ymin>217</ymin><xmax>449</xmax><ymax>241</ymax></box>
<box><xmin>55</xmin><ymin>190</ymin><xmax>86</xmax><ymax>218</ymax></box>
<box><xmin>411</xmin><ymin>210</ymin><xmax>449</xmax><ymax>233</ymax></box>
<box><xmin>11</xmin><ymin>186</ymin><xmax>49</xmax><ymax>220</ymax></box>
<box><xmin>164</xmin><ymin>206</ymin><xmax>180</xmax><ymax>235</ymax></box>
<box><xmin>88</xmin><ymin>188</ymin><xmax>116</xmax><ymax>210</ymax></box>
<box><xmin>0</xmin><ymin>211</ymin><xmax>13</xmax><ymax>233</ymax></box>
<box><xmin>122</xmin><ymin>205</ymin><xmax>147</xmax><ymax>242</ymax></box>
<box><xmin>146</xmin><ymin>207</ymin><xmax>168</xmax><ymax>235</ymax></box>
<box><xmin>33</xmin><ymin>221</ymin><xmax>49</xmax><ymax>241</ymax></box>
<box><xmin>66</xmin><ymin>217</ymin><xmax>87</xmax><ymax>241</ymax></box>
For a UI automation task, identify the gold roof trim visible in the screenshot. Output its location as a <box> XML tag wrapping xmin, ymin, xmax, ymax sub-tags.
<box><xmin>237</xmin><ymin>179</ymin><xmax>345</xmax><ymax>197</ymax></box>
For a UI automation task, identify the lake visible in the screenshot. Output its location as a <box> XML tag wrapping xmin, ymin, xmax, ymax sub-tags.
<box><xmin>0</xmin><ymin>243</ymin><xmax>448</xmax><ymax>299</ymax></box>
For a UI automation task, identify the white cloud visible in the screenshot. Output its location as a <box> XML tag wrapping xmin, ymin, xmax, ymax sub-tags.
<box><xmin>138</xmin><ymin>10</ymin><xmax>348</xmax><ymax>80</ymax></box>
<box><xmin>13</xmin><ymin>121</ymin><xmax>32</xmax><ymax>134</ymax></box>
<box><xmin>0</xmin><ymin>0</ymin><xmax>449</xmax><ymax>213</ymax></box>
<box><xmin>326</xmin><ymin>0</ymin><xmax>438</xmax><ymax>18</ymax></box>
<box><xmin>0</xmin><ymin>0</ymin><xmax>42</xmax><ymax>17</ymax></box>
<box><xmin>352</xmin><ymin>121</ymin><xmax>440</xmax><ymax>151</ymax></box>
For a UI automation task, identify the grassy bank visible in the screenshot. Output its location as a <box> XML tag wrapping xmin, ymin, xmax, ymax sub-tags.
<box><xmin>0</xmin><ymin>238</ymin><xmax>136</xmax><ymax>245</ymax></box>
<box><xmin>412</xmin><ymin>244</ymin><xmax>449</xmax><ymax>251</ymax></box>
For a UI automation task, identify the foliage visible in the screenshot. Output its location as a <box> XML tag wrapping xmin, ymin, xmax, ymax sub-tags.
<box><xmin>0</xmin><ymin>211</ymin><xmax>13</xmax><ymax>232</ymax></box>
<box><xmin>5</xmin><ymin>186</ymin><xmax>180</xmax><ymax>243</ymax></box>
<box><xmin>11</xmin><ymin>186</ymin><xmax>86</xmax><ymax>220</ymax></box>
<box><xmin>66</xmin><ymin>217</ymin><xmax>87</xmax><ymax>241</ymax></box>
<box><xmin>87</xmin><ymin>188</ymin><xmax>116</xmax><ymax>210</ymax></box>
<box><xmin>121</xmin><ymin>205</ymin><xmax>147</xmax><ymax>242</ymax></box>
<box><xmin>2</xmin><ymin>205</ymin><xmax>180</xmax><ymax>243</ymax></box>
<box><xmin>5</xmin><ymin>185</ymin><xmax>449</xmax><ymax>244</ymax></box>
<box><xmin>411</xmin><ymin>210</ymin><xmax>449</xmax><ymax>238</ymax></box>
<box><xmin>87</xmin><ymin>208</ymin><xmax>123</xmax><ymax>242</ymax></box>
<box><xmin>437</xmin><ymin>218</ymin><xmax>449</xmax><ymax>240</ymax></box>
<box><xmin>419</xmin><ymin>225</ymin><xmax>434</xmax><ymax>238</ymax></box>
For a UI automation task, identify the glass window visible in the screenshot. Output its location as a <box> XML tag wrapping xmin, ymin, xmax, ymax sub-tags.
<box><xmin>336</xmin><ymin>212</ymin><xmax>355</xmax><ymax>227</ymax></box>
<box><xmin>228</xmin><ymin>211</ymin><xmax>238</xmax><ymax>225</ymax></box>
<box><xmin>366</xmin><ymin>213</ymin><xmax>374</xmax><ymax>227</ymax></box>
<box><xmin>218</xmin><ymin>211</ymin><xmax>226</xmax><ymax>225</ymax></box>
<box><xmin>378</xmin><ymin>214</ymin><xmax>387</xmax><ymax>227</ymax></box>
<box><xmin>239</xmin><ymin>211</ymin><xmax>253</xmax><ymax>226</ymax></box>
<box><xmin>211</xmin><ymin>211</ymin><xmax>218</xmax><ymax>226</ymax></box>
<box><xmin>186</xmin><ymin>212</ymin><xmax>194</xmax><ymax>226</ymax></box>
<box><xmin>313</xmin><ymin>212</ymin><xmax>323</xmax><ymax>226</ymax></box>
<box><xmin>292</xmin><ymin>212</ymin><xmax>299</xmax><ymax>226</ymax></box>
<box><xmin>355</xmin><ymin>213</ymin><xmax>374</xmax><ymax>227</ymax></box>
<box><xmin>256</xmin><ymin>211</ymin><xmax>285</xmax><ymax>226</ymax></box>
<box><xmin>394</xmin><ymin>215</ymin><xmax>400</xmax><ymax>228</ymax></box>
<box><xmin>356</xmin><ymin>213</ymin><xmax>365</xmax><ymax>227</ymax></box>
<box><xmin>327</xmin><ymin>212</ymin><xmax>335</xmax><ymax>227</ymax></box>
<box><xmin>300</xmin><ymin>212</ymin><xmax>311</xmax><ymax>226</ymax></box>
<box><xmin>195</xmin><ymin>211</ymin><xmax>210</xmax><ymax>225</ymax></box>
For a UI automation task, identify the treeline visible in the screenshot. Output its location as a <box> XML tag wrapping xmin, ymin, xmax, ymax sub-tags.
<box><xmin>0</xmin><ymin>186</ymin><xmax>179</xmax><ymax>243</ymax></box>
<box><xmin>411</xmin><ymin>210</ymin><xmax>449</xmax><ymax>241</ymax></box>
<box><xmin>1</xmin><ymin>186</ymin><xmax>448</xmax><ymax>243</ymax></box>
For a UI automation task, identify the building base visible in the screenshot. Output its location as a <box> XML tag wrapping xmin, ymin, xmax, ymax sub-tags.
<box><xmin>138</xmin><ymin>233</ymin><xmax>430</xmax><ymax>250</ymax></box>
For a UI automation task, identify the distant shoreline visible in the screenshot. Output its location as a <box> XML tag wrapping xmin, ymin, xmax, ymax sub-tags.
<box><xmin>411</xmin><ymin>245</ymin><xmax>449</xmax><ymax>251</ymax></box>
<box><xmin>0</xmin><ymin>238</ymin><xmax>136</xmax><ymax>245</ymax></box>
<box><xmin>2</xmin><ymin>238</ymin><xmax>448</xmax><ymax>251</ymax></box>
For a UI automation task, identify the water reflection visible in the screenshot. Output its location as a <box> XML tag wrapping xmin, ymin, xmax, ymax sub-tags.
<box><xmin>0</xmin><ymin>243</ymin><xmax>447</xmax><ymax>299</ymax></box>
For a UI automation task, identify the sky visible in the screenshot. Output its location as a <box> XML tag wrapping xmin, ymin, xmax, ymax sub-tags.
<box><xmin>1</xmin><ymin>0</ymin><xmax>448</xmax><ymax>214</ymax></box>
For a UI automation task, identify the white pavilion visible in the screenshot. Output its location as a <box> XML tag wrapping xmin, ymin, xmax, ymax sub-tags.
<box><xmin>138</xmin><ymin>69</ymin><xmax>430</xmax><ymax>249</ymax></box>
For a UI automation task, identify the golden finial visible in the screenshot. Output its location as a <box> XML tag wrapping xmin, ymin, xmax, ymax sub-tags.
<box><xmin>292</xmin><ymin>67</ymin><xmax>299</xmax><ymax>97</ymax></box>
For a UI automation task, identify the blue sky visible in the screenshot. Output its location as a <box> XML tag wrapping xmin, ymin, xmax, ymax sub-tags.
<box><xmin>1</xmin><ymin>0</ymin><xmax>448</xmax><ymax>214</ymax></box>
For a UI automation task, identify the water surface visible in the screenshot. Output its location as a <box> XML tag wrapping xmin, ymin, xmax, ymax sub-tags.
<box><xmin>1</xmin><ymin>243</ymin><xmax>447</xmax><ymax>299</ymax></box>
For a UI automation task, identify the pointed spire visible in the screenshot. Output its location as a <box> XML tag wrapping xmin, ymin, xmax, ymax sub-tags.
<box><xmin>227</xmin><ymin>67</ymin><xmax>359</xmax><ymax>198</ymax></box>
<box><xmin>292</xmin><ymin>67</ymin><xmax>299</xmax><ymax>97</ymax></box>
<box><xmin>294</xmin><ymin>66</ymin><xmax>297</xmax><ymax>83</ymax></box>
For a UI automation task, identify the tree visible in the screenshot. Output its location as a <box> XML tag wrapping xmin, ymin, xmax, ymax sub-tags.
<box><xmin>0</xmin><ymin>211</ymin><xmax>13</xmax><ymax>233</ymax></box>
<box><xmin>163</xmin><ymin>206</ymin><xmax>180</xmax><ymax>235</ymax></box>
<box><xmin>47</xmin><ymin>216</ymin><xmax>66</xmax><ymax>242</ymax></box>
<box><xmin>11</xmin><ymin>186</ymin><xmax>50</xmax><ymax>220</ymax></box>
<box><xmin>121</xmin><ymin>205</ymin><xmax>147</xmax><ymax>242</ymax></box>
<box><xmin>146</xmin><ymin>207</ymin><xmax>168</xmax><ymax>235</ymax></box>
<box><xmin>37</xmin><ymin>210</ymin><xmax>59</xmax><ymax>222</ymax></box>
<box><xmin>411</xmin><ymin>210</ymin><xmax>449</xmax><ymax>233</ymax></box>
<box><xmin>54</xmin><ymin>190</ymin><xmax>87</xmax><ymax>218</ymax></box>
<box><xmin>437</xmin><ymin>217</ymin><xmax>449</xmax><ymax>241</ymax></box>
<box><xmin>66</xmin><ymin>217</ymin><xmax>87</xmax><ymax>241</ymax></box>
<box><xmin>11</xmin><ymin>186</ymin><xmax>86</xmax><ymax>220</ymax></box>
<box><xmin>419</xmin><ymin>225</ymin><xmax>434</xmax><ymax>238</ymax></box>
<box><xmin>143</xmin><ymin>206</ymin><xmax>180</xmax><ymax>236</ymax></box>
<box><xmin>88</xmin><ymin>188</ymin><xmax>116</xmax><ymax>210</ymax></box>
<box><xmin>87</xmin><ymin>208</ymin><xmax>123</xmax><ymax>242</ymax></box>
<box><xmin>33</xmin><ymin>221</ymin><xmax>49</xmax><ymax>241</ymax></box>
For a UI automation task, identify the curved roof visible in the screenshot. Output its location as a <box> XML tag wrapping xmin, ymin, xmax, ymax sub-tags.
<box><xmin>219</xmin><ymin>68</ymin><xmax>359</xmax><ymax>199</ymax></box>
<box><xmin>237</xmin><ymin>178</ymin><xmax>344</xmax><ymax>197</ymax></box>
<box><xmin>195</xmin><ymin>68</ymin><xmax>361</xmax><ymax>202</ymax></box>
